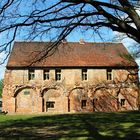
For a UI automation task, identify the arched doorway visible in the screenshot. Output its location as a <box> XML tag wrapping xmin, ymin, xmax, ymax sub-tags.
<box><xmin>42</xmin><ymin>88</ymin><xmax>66</xmax><ymax>113</ymax></box>
<box><xmin>15</xmin><ymin>88</ymin><xmax>37</xmax><ymax>113</ymax></box>
<box><xmin>92</xmin><ymin>88</ymin><xmax>117</xmax><ymax>112</ymax></box>
<box><xmin>69</xmin><ymin>88</ymin><xmax>91</xmax><ymax>112</ymax></box>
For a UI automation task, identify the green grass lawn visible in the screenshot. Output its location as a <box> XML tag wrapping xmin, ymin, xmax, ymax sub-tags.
<box><xmin>0</xmin><ymin>111</ymin><xmax>140</xmax><ymax>140</ymax></box>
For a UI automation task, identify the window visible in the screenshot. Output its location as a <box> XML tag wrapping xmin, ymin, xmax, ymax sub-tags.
<box><xmin>121</xmin><ymin>99</ymin><xmax>125</xmax><ymax>106</ymax></box>
<box><xmin>107</xmin><ymin>69</ymin><xmax>112</xmax><ymax>80</ymax></box>
<box><xmin>82</xmin><ymin>69</ymin><xmax>87</xmax><ymax>81</ymax></box>
<box><xmin>44</xmin><ymin>69</ymin><xmax>49</xmax><ymax>80</ymax></box>
<box><xmin>29</xmin><ymin>69</ymin><xmax>35</xmax><ymax>80</ymax></box>
<box><xmin>55</xmin><ymin>69</ymin><xmax>61</xmax><ymax>81</ymax></box>
<box><xmin>81</xmin><ymin>100</ymin><xmax>87</xmax><ymax>108</ymax></box>
<box><xmin>46</xmin><ymin>101</ymin><xmax>55</xmax><ymax>108</ymax></box>
<box><xmin>24</xmin><ymin>91</ymin><xmax>30</xmax><ymax>95</ymax></box>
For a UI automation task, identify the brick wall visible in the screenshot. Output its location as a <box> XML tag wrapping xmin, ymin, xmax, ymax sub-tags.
<box><xmin>2</xmin><ymin>68</ymin><xmax>139</xmax><ymax>114</ymax></box>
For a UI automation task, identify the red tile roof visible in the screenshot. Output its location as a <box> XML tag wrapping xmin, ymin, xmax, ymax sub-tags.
<box><xmin>7</xmin><ymin>42</ymin><xmax>137</xmax><ymax>68</ymax></box>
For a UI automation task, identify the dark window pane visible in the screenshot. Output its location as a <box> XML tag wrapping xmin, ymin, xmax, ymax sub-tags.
<box><xmin>24</xmin><ymin>91</ymin><xmax>30</xmax><ymax>95</ymax></box>
<box><xmin>55</xmin><ymin>69</ymin><xmax>61</xmax><ymax>81</ymax></box>
<box><xmin>82</xmin><ymin>69</ymin><xmax>87</xmax><ymax>81</ymax></box>
<box><xmin>81</xmin><ymin>100</ymin><xmax>87</xmax><ymax>108</ymax></box>
<box><xmin>46</xmin><ymin>101</ymin><xmax>55</xmax><ymax>108</ymax></box>
<box><xmin>44</xmin><ymin>70</ymin><xmax>49</xmax><ymax>80</ymax></box>
<box><xmin>121</xmin><ymin>99</ymin><xmax>125</xmax><ymax>106</ymax></box>
<box><xmin>29</xmin><ymin>69</ymin><xmax>35</xmax><ymax>80</ymax></box>
<box><xmin>107</xmin><ymin>69</ymin><xmax>112</xmax><ymax>80</ymax></box>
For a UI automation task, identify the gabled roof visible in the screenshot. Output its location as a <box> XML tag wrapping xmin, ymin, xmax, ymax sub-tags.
<box><xmin>7</xmin><ymin>41</ymin><xmax>137</xmax><ymax>68</ymax></box>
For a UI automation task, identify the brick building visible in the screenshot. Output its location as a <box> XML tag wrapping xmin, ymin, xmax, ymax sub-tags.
<box><xmin>2</xmin><ymin>41</ymin><xmax>139</xmax><ymax>113</ymax></box>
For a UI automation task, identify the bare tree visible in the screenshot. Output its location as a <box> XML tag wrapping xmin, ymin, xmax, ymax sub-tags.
<box><xmin>0</xmin><ymin>0</ymin><xmax>140</xmax><ymax>63</ymax></box>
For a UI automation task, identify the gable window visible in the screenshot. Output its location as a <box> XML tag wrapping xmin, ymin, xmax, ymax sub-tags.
<box><xmin>44</xmin><ymin>69</ymin><xmax>49</xmax><ymax>80</ymax></box>
<box><xmin>107</xmin><ymin>69</ymin><xmax>112</xmax><ymax>80</ymax></box>
<box><xmin>82</xmin><ymin>69</ymin><xmax>87</xmax><ymax>81</ymax></box>
<box><xmin>81</xmin><ymin>100</ymin><xmax>87</xmax><ymax>108</ymax></box>
<box><xmin>55</xmin><ymin>69</ymin><xmax>61</xmax><ymax>81</ymax></box>
<box><xmin>28</xmin><ymin>69</ymin><xmax>35</xmax><ymax>80</ymax></box>
<box><xmin>121</xmin><ymin>99</ymin><xmax>125</xmax><ymax>106</ymax></box>
<box><xmin>46</xmin><ymin>101</ymin><xmax>55</xmax><ymax>108</ymax></box>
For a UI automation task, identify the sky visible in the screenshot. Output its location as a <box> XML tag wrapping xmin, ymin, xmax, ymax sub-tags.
<box><xmin>0</xmin><ymin>0</ymin><xmax>140</xmax><ymax>80</ymax></box>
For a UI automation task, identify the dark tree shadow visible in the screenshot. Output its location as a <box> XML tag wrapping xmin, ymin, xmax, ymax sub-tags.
<box><xmin>0</xmin><ymin>111</ymin><xmax>140</xmax><ymax>140</ymax></box>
